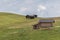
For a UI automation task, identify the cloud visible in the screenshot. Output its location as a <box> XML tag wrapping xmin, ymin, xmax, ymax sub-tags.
<box><xmin>38</xmin><ymin>5</ymin><xmax>46</xmax><ymax>11</ymax></box>
<box><xmin>20</xmin><ymin>7</ymin><xmax>28</xmax><ymax>11</ymax></box>
<box><xmin>37</xmin><ymin>9</ymin><xmax>40</xmax><ymax>11</ymax></box>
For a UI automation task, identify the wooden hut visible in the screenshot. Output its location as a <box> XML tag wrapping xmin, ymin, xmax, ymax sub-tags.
<box><xmin>33</xmin><ymin>19</ymin><xmax>55</xmax><ymax>30</ymax></box>
<box><xmin>38</xmin><ymin>19</ymin><xmax>55</xmax><ymax>28</ymax></box>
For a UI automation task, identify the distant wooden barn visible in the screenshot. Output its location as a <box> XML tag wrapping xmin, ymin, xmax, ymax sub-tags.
<box><xmin>33</xmin><ymin>19</ymin><xmax>55</xmax><ymax>29</ymax></box>
<box><xmin>38</xmin><ymin>20</ymin><xmax>55</xmax><ymax>28</ymax></box>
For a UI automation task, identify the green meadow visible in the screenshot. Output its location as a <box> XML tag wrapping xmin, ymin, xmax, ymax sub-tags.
<box><xmin>0</xmin><ymin>12</ymin><xmax>60</xmax><ymax>40</ymax></box>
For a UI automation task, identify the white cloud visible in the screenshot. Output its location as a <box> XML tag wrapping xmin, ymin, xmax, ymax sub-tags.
<box><xmin>38</xmin><ymin>5</ymin><xmax>46</xmax><ymax>11</ymax></box>
<box><xmin>37</xmin><ymin>9</ymin><xmax>40</xmax><ymax>11</ymax></box>
<box><xmin>20</xmin><ymin>7</ymin><xmax>28</xmax><ymax>11</ymax></box>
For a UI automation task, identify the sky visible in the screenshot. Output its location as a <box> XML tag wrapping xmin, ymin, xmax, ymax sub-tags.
<box><xmin>0</xmin><ymin>0</ymin><xmax>60</xmax><ymax>18</ymax></box>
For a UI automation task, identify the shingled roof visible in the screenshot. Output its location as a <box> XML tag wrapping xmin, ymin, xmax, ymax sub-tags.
<box><xmin>39</xmin><ymin>20</ymin><xmax>55</xmax><ymax>23</ymax></box>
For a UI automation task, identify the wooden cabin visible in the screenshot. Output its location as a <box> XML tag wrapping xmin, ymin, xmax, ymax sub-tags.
<box><xmin>33</xmin><ymin>19</ymin><xmax>55</xmax><ymax>29</ymax></box>
<box><xmin>38</xmin><ymin>20</ymin><xmax>55</xmax><ymax>28</ymax></box>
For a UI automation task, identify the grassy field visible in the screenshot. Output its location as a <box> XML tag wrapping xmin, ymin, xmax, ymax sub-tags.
<box><xmin>0</xmin><ymin>12</ymin><xmax>60</xmax><ymax>40</ymax></box>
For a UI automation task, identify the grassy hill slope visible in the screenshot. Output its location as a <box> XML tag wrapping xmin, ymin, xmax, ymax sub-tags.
<box><xmin>0</xmin><ymin>12</ymin><xmax>60</xmax><ymax>40</ymax></box>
